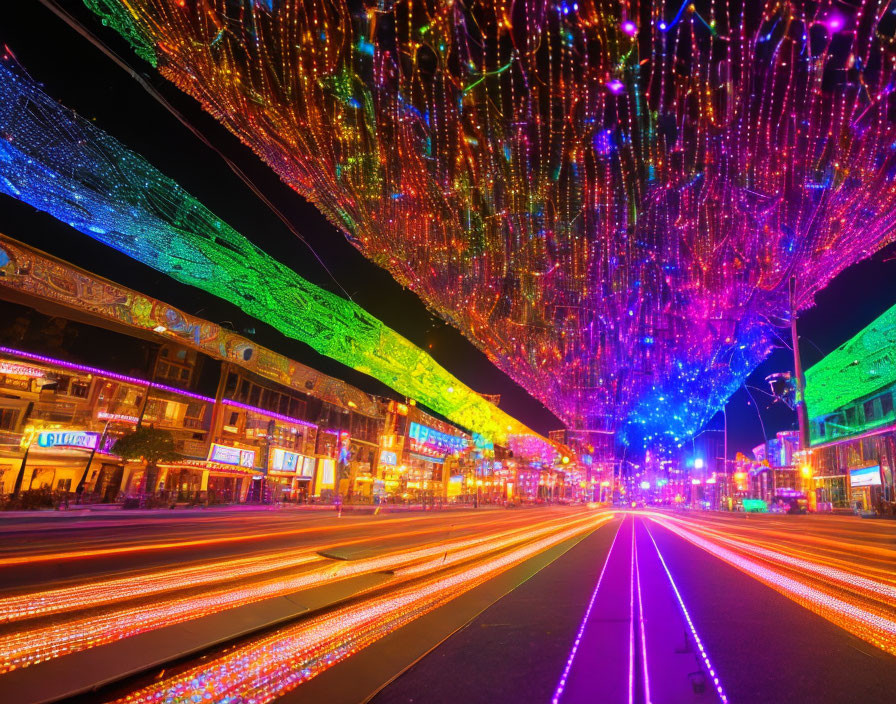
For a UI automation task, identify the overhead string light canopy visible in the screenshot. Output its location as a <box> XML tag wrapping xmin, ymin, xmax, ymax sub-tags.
<box><xmin>77</xmin><ymin>0</ymin><xmax>896</xmax><ymax>447</ymax></box>
<box><xmin>0</xmin><ymin>60</ymin><xmax>557</xmax><ymax>454</ymax></box>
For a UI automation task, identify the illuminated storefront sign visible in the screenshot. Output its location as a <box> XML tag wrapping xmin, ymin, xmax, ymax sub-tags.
<box><xmin>408</xmin><ymin>422</ymin><xmax>468</xmax><ymax>458</ymax></box>
<box><xmin>208</xmin><ymin>443</ymin><xmax>256</xmax><ymax>468</ymax></box>
<box><xmin>37</xmin><ymin>431</ymin><xmax>98</xmax><ymax>450</ymax></box>
<box><xmin>850</xmin><ymin>465</ymin><xmax>882</xmax><ymax>488</ymax></box>
<box><xmin>97</xmin><ymin>412</ymin><xmax>140</xmax><ymax>424</ymax></box>
<box><xmin>270</xmin><ymin>448</ymin><xmax>300</xmax><ymax>473</ymax></box>
<box><xmin>379</xmin><ymin>450</ymin><xmax>398</xmax><ymax>466</ymax></box>
<box><xmin>0</xmin><ymin>361</ymin><xmax>46</xmax><ymax>377</ymax></box>
<box><xmin>300</xmin><ymin>456</ymin><xmax>315</xmax><ymax>478</ymax></box>
<box><xmin>314</xmin><ymin>458</ymin><xmax>336</xmax><ymax>493</ymax></box>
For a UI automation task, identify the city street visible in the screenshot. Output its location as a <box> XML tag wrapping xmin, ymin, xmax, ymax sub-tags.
<box><xmin>0</xmin><ymin>508</ymin><xmax>892</xmax><ymax>703</ymax></box>
<box><xmin>2</xmin><ymin>2</ymin><xmax>896</xmax><ymax>703</ymax></box>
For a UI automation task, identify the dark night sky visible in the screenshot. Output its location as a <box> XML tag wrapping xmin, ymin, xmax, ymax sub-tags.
<box><xmin>3</xmin><ymin>2</ymin><xmax>896</xmax><ymax>456</ymax></box>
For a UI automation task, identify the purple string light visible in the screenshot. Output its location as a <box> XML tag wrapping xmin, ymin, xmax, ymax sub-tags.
<box><xmin>0</xmin><ymin>346</ymin><xmax>214</xmax><ymax>403</ymax></box>
<box><xmin>222</xmin><ymin>398</ymin><xmax>317</xmax><ymax>429</ymax></box>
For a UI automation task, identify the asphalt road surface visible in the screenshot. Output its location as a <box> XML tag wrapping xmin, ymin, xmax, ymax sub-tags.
<box><xmin>0</xmin><ymin>507</ymin><xmax>892</xmax><ymax>704</ymax></box>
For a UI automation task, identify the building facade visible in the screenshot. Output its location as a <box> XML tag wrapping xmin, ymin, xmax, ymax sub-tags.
<box><xmin>805</xmin><ymin>302</ymin><xmax>896</xmax><ymax>513</ymax></box>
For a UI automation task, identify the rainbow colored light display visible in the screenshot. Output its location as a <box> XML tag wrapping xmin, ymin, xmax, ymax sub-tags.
<box><xmin>83</xmin><ymin>0</ymin><xmax>896</xmax><ymax>447</ymax></box>
<box><xmin>0</xmin><ymin>61</ymin><xmax>552</xmax><ymax>450</ymax></box>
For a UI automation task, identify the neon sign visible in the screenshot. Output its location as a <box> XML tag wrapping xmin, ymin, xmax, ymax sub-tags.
<box><xmin>37</xmin><ymin>431</ymin><xmax>98</xmax><ymax>450</ymax></box>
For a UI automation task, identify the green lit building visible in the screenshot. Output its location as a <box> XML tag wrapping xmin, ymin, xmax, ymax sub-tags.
<box><xmin>805</xmin><ymin>304</ymin><xmax>896</xmax><ymax>512</ymax></box>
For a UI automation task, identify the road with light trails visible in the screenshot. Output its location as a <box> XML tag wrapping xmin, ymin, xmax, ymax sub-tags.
<box><xmin>0</xmin><ymin>505</ymin><xmax>612</xmax><ymax>703</ymax></box>
<box><xmin>373</xmin><ymin>512</ymin><xmax>896</xmax><ymax>704</ymax></box>
<box><xmin>1</xmin><ymin>509</ymin><xmax>893</xmax><ymax>704</ymax></box>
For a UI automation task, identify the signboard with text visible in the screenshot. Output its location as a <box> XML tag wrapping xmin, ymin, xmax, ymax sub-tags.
<box><xmin>850</xmin><ymin>465</ymin><xmax>882</xmax><ymax>488</ymax></box>
<box><xmin>36</xmin><ymin>431</ymin><xmax>98</xmax><ymax>450</ymax></box>
<box><xmin>208</xmin><ymin>443</ymin><xmax>256</xmax><ymax>468</ymax></box>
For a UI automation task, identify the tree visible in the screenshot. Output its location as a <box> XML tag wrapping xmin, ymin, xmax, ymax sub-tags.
<box><xmin>113</xmin><ymin>427</ymin><xmax>180</xmax><ymax>494</ymax></box>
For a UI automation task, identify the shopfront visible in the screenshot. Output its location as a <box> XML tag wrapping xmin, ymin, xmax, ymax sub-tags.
<box><xmin>849</xmin><ymin>465</ymin><xmax>884</xmax><ymax>512</ymax></box>
<box><xmin>267</xmin><ymin>447</ymin><xmax>315</xmax><ymax>502</ymax></box>
<box><xmin>313</xmin><ymin>457</ymin><xmax>337</xmax><ymax>500</ymax></box>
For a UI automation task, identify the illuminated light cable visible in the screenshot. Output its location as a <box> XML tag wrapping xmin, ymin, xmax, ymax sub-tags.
<box><xmin>0</xmin><ymin>62</ymin><xmax>555</xmax><ymax>453</ymax></box>
<box><xmin>644</xmin><ymin>523</ymin><xmax>729</xmax><ymax>704</ymax></box>
<box><xmin>80</xmin><ymin>0</ymin><xmax>896</xmax><ymax>447</ymax></box>
<box><xmin>551</xmin><ymin>517</ymin><xmax>623</xmax><ymax>704</ymax></box>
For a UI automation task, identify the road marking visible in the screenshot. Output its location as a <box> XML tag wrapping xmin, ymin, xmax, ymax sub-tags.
<box><xmin>551</xmin><ymin>517</ymin><xmax>623</xmax><ymax>704</ymax></box>
<box><xmin>645</xmin><ymin>523</ymin><xmax>729</xmax><ymax>704</ymax></box>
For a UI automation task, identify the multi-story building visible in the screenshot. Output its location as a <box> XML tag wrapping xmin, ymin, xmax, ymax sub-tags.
<box><xmin>805</xmin><ymin>303</ymin><xmax>896</xmax><ymax>513</ymax></box>
<box><xmin>0</xmin><ymin>235</ymin><xmax>389</xmax><ymax>504</ymax></box>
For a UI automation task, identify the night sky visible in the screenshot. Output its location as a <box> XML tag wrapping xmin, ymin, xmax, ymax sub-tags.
<box><xmin>3</xmin><ymin>1</ymin><xmax>896</xmax><ymax>455</ymax></box>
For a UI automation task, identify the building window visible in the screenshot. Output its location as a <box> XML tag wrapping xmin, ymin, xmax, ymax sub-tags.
<box><xmin>881</xmin><ymin>393</ymin><xmax>894</xmax><ymax>418</ymax></box>
<box><xmin>70</xmin><ymin>381</ymin><xmax>90</xmax><ymax>399</ymax></box>
<box><xmin>238</xmin><ymin>378</ymin><xmax>251</xmax><ymax>403</ymax></box>
<box><xmin>56</xmin><ymin>478</ymin><xmax>72</xmax><ymax>492</ymax></box>
<box><xmin>224</xmin><ymin>372</ymin><xmax>239</xmax><ymax>397</ymax></box>
<box><xmin>863</xmin><ymin>399</ymin><xmax>878</xmax><ymax>422</ymax></box>
<box><xmin>185</xmin><ymin>402</ymin><xmax>205</xmax><ymax>421</ymax></box>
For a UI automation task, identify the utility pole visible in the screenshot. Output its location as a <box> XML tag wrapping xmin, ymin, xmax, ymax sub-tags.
<box><xmin>790</xmin><ymin>276</ymin><xmax>814</xmax><ymax>509</ymax></box>
<box><xmin>75</xmin><ymin>419</ymin><xmax>110</xmax><ymax>499</ymax></box>
<box><xmin>789</xmin><ymin>277</ymin><xmax>810</xmax><ymax>450</ymax></box>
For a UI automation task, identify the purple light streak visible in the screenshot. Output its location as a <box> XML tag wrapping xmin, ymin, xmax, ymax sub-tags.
<box><xmin>644</xmin><ymin>523</ymin><xmax>729</xmax><ymax>704</ymax></box>
<box><xmin>551</xmin><ymin>518</ymin><xmax>622</xmax><ymax>704</ymax></box>
<box><xmin>628</xmin><ymin>520</ymin><xmax>635</xmax><ymax>704</ymax></box>
<box><xmin>223</xmin><ymin>398</ymin><xmax>317</xmax><ymax>429</ymax></box>
<box><xmin>0</xmin><ymin>346</ymin><xmax>215</xmax><ymax>403</ymax></box>
<box><xmin>634</xmin><ymin>524</ymin><xmax>651</xmax><ymax>704</ymax></box>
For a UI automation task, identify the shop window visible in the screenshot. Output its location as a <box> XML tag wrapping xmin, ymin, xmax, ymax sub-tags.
<box><xmin>881</xmin><ymin>393</ymin><xmax>894</xmax><ymax>418</ymax></box>
<box><xmin>238</xmin><ymin>378</ymin><xmax>251</xmax><ymax>403</ymax></box>
<box><xmin>279</xmin><ymin>394</ymin><xmax>290</xmax><ymax>416</ymax></box>
<box><xmin>845</xmin><ymin>406</ymin><xmax>857</xmax><ymax>426</ymax></box>
<box><xmin>70</xmin><ymin>381</ymin><xmax>90</xmax><ymax>399</ymax></box>
<box><xmin>56</xmin><ymin>478</ymin><xmax>72</xmax><ymax>492</ymax></box>
<box><xmin>185</xmin><ymin>402</ymin><xmax>205</xmax><ymax>421</ymax></box>
<box><xmin>54</xmin><ymin>375</ymin><xmax>71</xmax><ymax>395</ymax></box>
<box><xmin>249</xmin><ymin>384</ymin><xmax>261</xmax><ymax>408</ymax></box>
<box><xmin>0</xmin><ymin>408</ymin><xmax>18</xmax><ymax>431</ymax></box>
<box><xmin>863</xmin><ymin>399</ymin><xmax>878</xmax><ymax>422</ymax></box>
<box><xmin>224</xmin><ymin>372</ymin><xmax>239</xmax><ymax>397</ymax></box>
